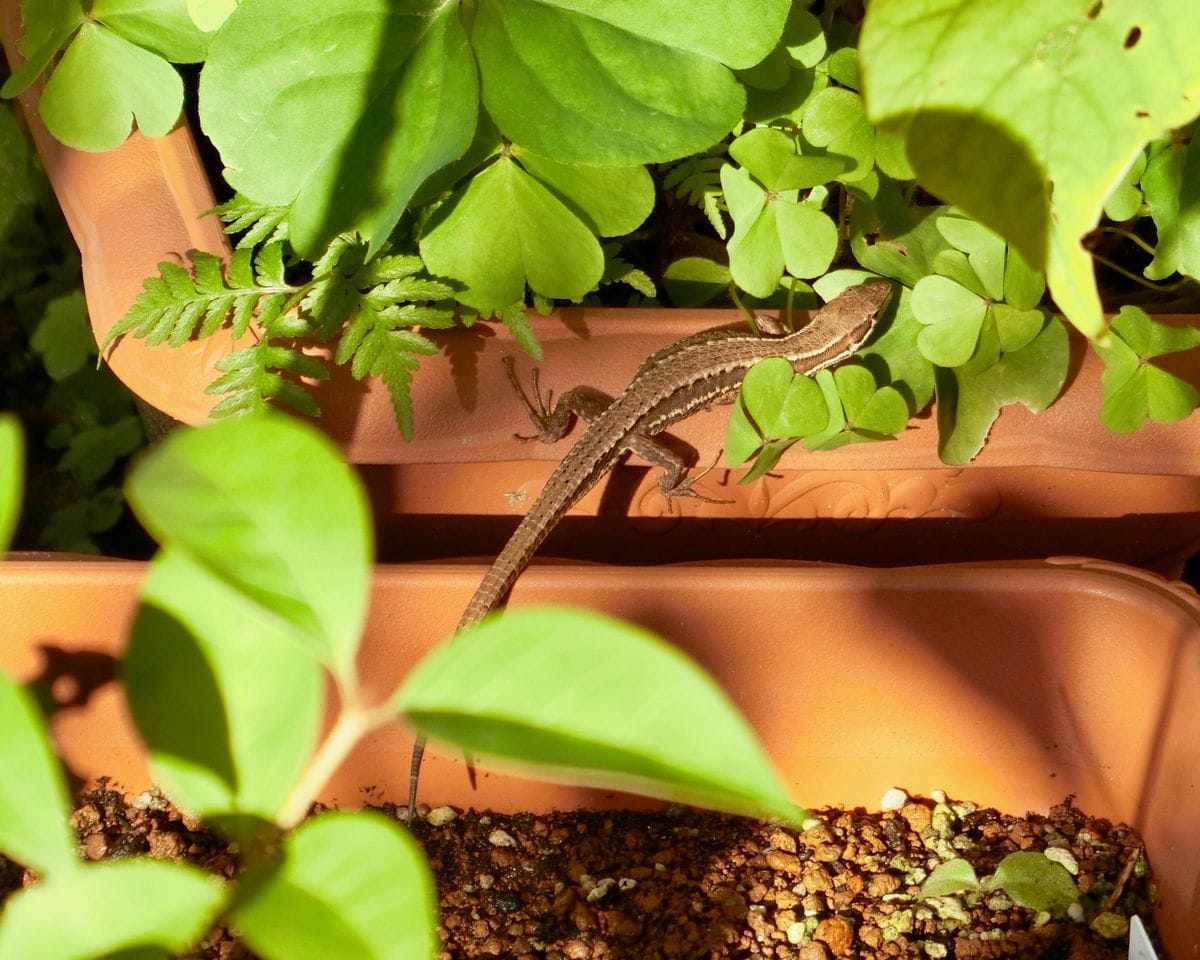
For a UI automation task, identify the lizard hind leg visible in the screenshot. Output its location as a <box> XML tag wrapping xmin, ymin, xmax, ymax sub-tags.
<box><xmin>623</xmin><ymin>434</ymin><xmax>734</xmax><ymax>512</ymax></box>
<box><xmin>503</xmin><ymin>356</ymin><xmax>613</xmax><ymax>443</ymax></box>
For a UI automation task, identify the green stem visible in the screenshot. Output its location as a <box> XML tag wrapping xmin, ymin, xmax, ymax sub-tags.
<box><xmin>1095</xmin><ymin>225</ymin><xmax>1158</xmax><ymax>257</ymax></box>
<box><xmin>728</xmin><ymin>284</ymin><xmax>760</xmax><ymax>335</ymax></box>
<box><xmin>1092</xmin><ymin>253</ymin><xmax>1189</xmax><ymax>292</ymax></box>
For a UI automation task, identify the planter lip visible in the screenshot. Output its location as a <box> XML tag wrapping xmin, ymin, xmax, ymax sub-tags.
<box><xmin>4</xmin><ymin>7</ymin><xmax>1200</xmax><ymax>478</ymax></box>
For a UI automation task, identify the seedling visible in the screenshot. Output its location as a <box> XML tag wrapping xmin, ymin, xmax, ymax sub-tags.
<box><xmin>0</xmin><ymin>413</ymin><xmax>803</xmax><ymax>958</ymax></box>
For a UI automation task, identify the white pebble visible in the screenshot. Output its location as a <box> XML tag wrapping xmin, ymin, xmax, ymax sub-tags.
<box><xmin>881</xmin><ymin>788</ymin><xmax>909</xmax><ymax>811</ymax></box>
<box><xmin>488</xmin><ymin>828</ymin><xmax>517</xmax><ymax>847</ymax></box>
<box><xmin>618</xmin><ymin>877</ymin><xmax>637</xmax><ymax>891</ymax></box>
<box><xmin>425</xmin><ymin>805</ymin><xmax>458</xmax><ymax>826</ymax></box>
<box><xmin>478</xmin><ymin>874</ymin><xmax>494</xmax><ymax>890</ymax></box>
<box><xmin>1043</xmin><ymin>846</ymin><xmax>1079</xmax><ymax>875</ymax></box>
<box><xmin>586</xmin><ymin>878</ymin><xmax>616</xmax><ymax>903</ymax></box>
<box><xmin>786</xmin><ymin>921</ymin><xmax>807</xmax><ymax>945</ymax></box>
<box><xmin>1068</xmin><ymin>902</ymin><xmax>1085</xmax><ymax>923</ymax></box>
<box><xmin>930</xmin><ymin>789</ymin><xmax>947</xmax><ymax>804</ymax></box>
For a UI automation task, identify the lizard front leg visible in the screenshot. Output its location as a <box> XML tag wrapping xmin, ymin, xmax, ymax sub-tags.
<box><xmin>504</xmin><ymin>356</ymin><xmax>611</xmax><ymax>442</ymax></box>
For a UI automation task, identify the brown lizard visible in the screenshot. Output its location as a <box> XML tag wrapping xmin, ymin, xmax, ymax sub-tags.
<box><xmin>407</xmin><ymin>279</ymin><xmax>893</xmax><ymax>815</ymax></box>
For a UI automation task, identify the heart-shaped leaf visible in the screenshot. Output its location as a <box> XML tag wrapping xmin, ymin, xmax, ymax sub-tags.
<box><xmin>38</xmin><ymin>22</ymin><xmax>183</xmax><ymax>152</ymax></box>
<box><xmin>805</xmin><ymin>365</ymin><xmax>908</xmax><ymax>450</ymax></box>
<box><xmin>231</xmin><ymin>812</ymin><xmax>438</xmax><ymax>960</ymax></box>
<box><xmin>511</xmin><ymin>148</ymin><xmax>654</xmax><ymax>237</ymax></box>
<box><xmin>662</xmin><ymin>257</ymin><xmax>732</xmax><ymax>307</ymax></box>
<box><xmin>912</xmin><ymin>275</ymin><xmax>988</xmax><ymax>367</ymax></box>
<box><xmin>921</xmin><ymin>859</ymin><xmax>980</xmax><ymax>898</ymax></box>
<box><xmin>92</xmin><ymin>0</ymin><xmax>211</xmax><ymax>62</ymax></box>
<box><xmin>938</xmin><ymin>316</ymin><xmax>1069</xmax><ymax>464</ymax></box>
<box><xmin>937</xmin><ymin>215</ymin><xmax>1006</xmax><ymax>300</ymax></box>
<box><xmin>420</xmin><ymin>156</ymin><xmax>604</xmax><ymax>311</ymax></box>
<box><xmin>188</xmin><ymin>0</ymin><xmax>239</xmax><ymax>32</ymax></box>
<box><xmin>992</xmin><ymin>303</ymin><xmax>1045</xmax><ymax>354</ymax></box>
<box><xmin>1003</xmin><ymin>244</ymin><xmax>1046</xmax><ymax>311</ymax></box>
<box><xmin>856</xmin><ymin>287</ymin><xmax>936</xmax><ymax>414</ymax></box>
<box><xmin>396</xmin><ymin>607</ymin><xmax>804</xmax><ymax>825</ymax></box>
<box><xmin>472</xmin><ymin>0</ymin><xmax>789</xmax><ymax>165</ymax></box>
<box><xmin>729</xmin><ymin>127</ymin><xmax>845</xmax><ymax>191</ymax></box>
<box><xmin>776</xmin><ymin>201</ymin><xmax>839</xmax><ymax>279</ymax></box>
<box><xmin>801</xmin><ymin>87</ymin><xmax>875</xmax><ymax>182</ymax></box>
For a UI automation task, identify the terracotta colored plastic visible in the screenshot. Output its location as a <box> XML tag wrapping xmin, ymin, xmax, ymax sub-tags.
<box><xmin>2</xmin><ymin>555</ymin><xmax>1198</xmax><ymax>955</ymax></box>
<box><xmin>6</xmin><ymin>7</ymin><xmax>1200</xmax><ymax>574</ymax></box>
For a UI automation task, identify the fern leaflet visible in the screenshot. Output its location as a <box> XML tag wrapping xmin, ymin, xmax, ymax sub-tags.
<box><xmin>206</xmin><ymin>341</ymin><xmax>328</xmax><ymax>418</ymax></box>
<box><xmin>661</xmin><ymin>153</ymin><xmax>729</xmax><ymax>239</ymax></box>
<box><xmin>101</xmin><ymin>242</ymin><xmax>298</xmax><ymax>353</ymax></box>
<box><xmin>209</xmin><ymin>194</ymin><xmax>290</xmax><ymax>249</ymax></box>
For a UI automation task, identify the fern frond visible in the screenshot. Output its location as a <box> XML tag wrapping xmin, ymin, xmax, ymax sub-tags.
<box><xmin>206</xmin><ymin>341</ymin><xmax>328</xmax><ymax>418</ymax></box>
<box><xmin>209</xmin><ymin>194</ymin><xmax>290</xmax><ymax>249</ymax></box>
<box><xmin>661</xmin><ymin>153</ymin><xmax>729</xmax><ymax>239</ymax></box>
<box><xmin>600</xmin><ymin>243</ymin><xmax>656</xmax><ymax>298</ymax></box>
<box><xmin>102</xmin><ymin>244</ymin><xmax>299</xmax><ymax>353</ymax></box>
<box><xmin>334</xmin><ymin>303</ymin><xmax>438</xmax><ymax>440</ymax></box>
<box><xmin>494</xmin><ymin>302</ymin><xmax>543</xmax><ymax>360</ymax></box>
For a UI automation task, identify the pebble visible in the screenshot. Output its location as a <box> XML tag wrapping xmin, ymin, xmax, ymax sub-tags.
<box><xmin>799</xmin><ymin>942</ymin><xmax>831</xmax><ymax>959</ymax></box>
<box><xmin>766</xmin><ymin>850</ymin><xmax>803</xmax><ymax>875</ymax></box>
<box><xmin>488</xmin><ymin>828</ymin><xmax>517</xmax><ymax>848</ymax></box>
<box><xmin>880</xmin><ymin>787</ymin><xmax>909</xmax><ymax>811</ymax></box>
<box><xmin>426</xmin><ymin>805</ymin><xmax>458</xmax><ymax>826</ymax></box>
<box><xmin>814</xmin><ymin>916</ymin><xmax>855</xmax><ymax>957</ymax></box>
<box><xmin>899</xmin><ymin>802</ymin><xmax>933</xmax><ymax>833</ymax></box>
<box><xmin>1043</xmin><ymin>845</ymin><xmax>1079</xmax><ymax>875</ymax></box>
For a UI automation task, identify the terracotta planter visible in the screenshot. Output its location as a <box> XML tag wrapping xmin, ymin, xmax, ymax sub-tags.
<box><xmin>1</xmin><ymin>554</ymin><xmax>1198</xmax><ymax>954</ymax></box>
<box><xmin>5</xmin><ymin>9</ymin><xmax>1200</xmax><ymax>576</ymax></box>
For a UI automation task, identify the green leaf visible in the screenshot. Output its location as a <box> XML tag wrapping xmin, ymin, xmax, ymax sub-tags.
<box><xmin>37</xmin><ymin>22</ymin><xmax>183</xmax><ymax>151</ymax></box>
<box><xmin>776</xmin><ymin>201</ymin><xmax>839</xmax><ymax>279</ymax></box>
<box><xmin>660</xmin><ymin>151</ymin><xmax>729</xmax><ymax>238</ymax></box>
<box><xmin>397</xmin><ymin>607</ymin><xmax>803</xmax><ymax>825</ymax></box>
<box><xmin>513</xmin><ymin>148</ymin><xmax>655</xmax><ymax>237</ymax></box>
<box><xmin>911</xmin><ymin>275</ymin><xmax>988</xmax><ymax>367</ymax></box>
<box><xmin>856</xmin><ymin>288</ymin><xmax>937</xmax><ymax>415</ymax></box>
<box><xmin>0</xmin><ymin>672</ymin><xmax>78</xmax><ymax>877</ymax></box>
<box><xmin>737</xmin><ymin>358</ymin><xmax>829</xmax><ymax>449</ymax></box>
<box><xmin>188</xmin><ymin>0</ymin><xmax>239</xmax><ymax>32</ymax></box>
<box><xmin>0</xmin><ymin>859</ymin><xmax>225</xmax><ymax>958</ymax></box>
<box><xmin>850</xmin><ymin>204</ymin><xmax>958</xmax><ymax>289</ymax></box>
<box><xmin>986</xmin><ymin>851</ymin><xmax>1080</xmax><ymax>916</ymax></box>
<box><xmin>231</xmin><ymin>812</ymin><xmax>438</xmax><ymax>960</ymax></box>
<box><xmin>801</xmin><ymin>87</ymin><xmax>875</xmax><ymax>182</ymax></box>
<box><xmin>861</xmin><ymin>0</ymin><xmax>1200</xmax><ymax>339</ymax></box>
<box><xmin>125</xmin><ymin>415</ymin><xmax>372</xmax><ymax>684</ymax></box>
<box><xmin>206</xmin><ymin>342</ymin><xmax>328</xmax><ymax>420</ymax></box>
<box><xmin>0</xmin><ymin>416</ymin><xmax>23</xmax><ymax>555</ymax></box>
<box><xmin>1095</xmin><ymin>306</ymin><xmax>1200</xmax><ymax>432</ymax></box>
<box><xmin>1143</xmin><ymin>131</ymin><xmax>1200</xmax><ymax>281</ymax></box>
<box><xmin>1003</xmin><ymin>244</ymin><xmax>1046</xmax><ymax>311</ymax></box>
<box><xmin>920</xmin><ymin>859</ymin><xmax>981</xmax><ymax>898</ymax></box>
<box><xmin>0</xmin><ymin>2</ymin><xmax>81</xmax><ymax>99</ymax></box>
<box><xmin>835</xmin><ymin>365</ymin><xmax>909</xmax><ymax>435</ymax></box>
<box><xmin>472</xmin><ymin>0</ymin><xmax>788</xmax><ymax>165</ymax></box>
<box><xmin>419</xmin><ymin>156</ymin><xmax>604</xmax><ymax>310</ymax></box>
<box><xmin>936</xmin><ymin>215</ymin><xmax>1006</xmax><ymax>300</ymax></box>
<box><xmin>30</xmin><ymin>291</ymin><xmax>93</xmax><ymax>381</ymax></box>
<box><xmin>662</xmin><ymin>257</ymin><xmax>731</xmax><ymax>307</ymax></box>
<box><xmin>938</xmin><ymin>316</ymin><xmax>1070</xmax><ymax>464</ymax></box>
<box><xmin>122</xmin><ymin>549</ymin><xmax>323</xmax><ymax>822</ymax></box>
<box><xmin>92</xmin><ymin>0</ymin><xmax>210</xmax><ymax>62</ymax></box>
<box><xmin>1104</xmin><ymin>149</ymin><xmax>1147</xmax><ymax>222</ymax></box>
<box><xmin>201</xmin><ymin>0</ymin><xmax>478</xmax><ymax>257</ymax></box>
<box><xmin>729</xmin><ymin>127</ymin><xmax>846</xmax><ymax>191</ymax></box>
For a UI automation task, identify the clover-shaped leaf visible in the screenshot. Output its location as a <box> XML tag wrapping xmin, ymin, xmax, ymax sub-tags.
<box><xmin>855</xmin><ymin>286</ymin><xmax>936</xmax><ymax>415</ymax></box>
<box><xmin>938</xmin><ymin>316</ymin><xmax>1070</xmax><ymax>464</ymax></box>
<box><xmin>36</xmin><ymin>22</ymin><xmax>184</xmax><ymax>152</ymax></box>
<box><xmin>912</xmin><ymin>275</ymin><xmax>989</xmax><ymax>368</ymax></box>
<box><xmin>1094</xmin><ymin>306</ymin><xmax>1200</xmax><ymax>433</ymax></box>
<box><xmin>721</xmin><ymin>165</ymin><xmax>838</xmax><ymax>298</ymax></box>
<box><xmin>804</xmin><ymin>365</ymin><xmax>908</xmax><ymax>451</ymax></box>
<box><xmin>1142</xmin><ymin>130</ymin><xmax>1200</xmax><ymax>282</ymax></box>
<box><xmin>512</xmin><ymin>148</ymin><xmax>654</xmax><ymax>238</ymax></box>
<box><xmin>420</xmin><ymin>156</ymin><xmax>605</xmax><ymax>311</ymax></box>
<box><xmin>936</xmin><ymin>216</ymin><xmax>1006</xmax><ymax>300</ymax></box>
<box><xmin>801</xmin><ymin>87</ymin><xmax>875</xmax><ymax>182</ymax></box>
<box><xmin>729</xmin><ymin>127</ymin><xmax>846</xmax><ymax>192</ymax></box>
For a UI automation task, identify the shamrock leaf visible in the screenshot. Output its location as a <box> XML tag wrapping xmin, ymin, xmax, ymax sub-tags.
<box><xmin>911</xmin><ymin>275</ymin><xmax>989</xmax><ymax>368</ymax></box>
<box><xmin>936</xmin><ymin>216</ymin><xmax>1006</xmax><ymax>300</ymax></box>
<box><xmin>804</xmin><ymin>365</ymin><xmax>908</xmax><ymax>451</ymax></box>
<box><xmin>801</xmin><ymin>87</ymin><xmax>875</xmax><ymax>183</ymax></box>
<box><xmin>419</xmin><ymin>156</ymin><xmax>604</xmax><ymax>311</ymax></box>
<box><xmin>721</xmin><ymin>165</ymin><xmax>838</xmax><ymax>298</ymax></box>
<box><xmin>1094</xmin><ymin>306</ymin><xmax>1200</xmax><ymax>433</ymax></box>
<box><xmin>855</xmin><ymin>286</ymin><xmax>936</xmax><ymax>414</ymax></box>
<box><xmin>36</xmin><ymin>22</ymin><xmax>185</xmax><ymax>152</ymax></box>
<box><xmin>1142</xmin><ymin>128</ymin><xmax>1200</xmax><ymax>282</ymax></box>
<box><xmin>728</xmin><ymin>127</ymin><xmax>847</xmax><ymax>192</ymax></box>
<box><xmin>937</xmin><ymin>316</ymin><xmax>1070</xmax><ymax>464</ymax></box>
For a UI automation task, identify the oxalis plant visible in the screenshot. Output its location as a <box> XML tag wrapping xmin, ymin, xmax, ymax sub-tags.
<box><xmin>3</xmin><ymin>1</ymin><xmax>1200</xmax><ymax>466</ymax></box>
<box><xmin>0</xmin><ymin>412</ymin><xmax>806</xmax><ymax>959</ymax></box>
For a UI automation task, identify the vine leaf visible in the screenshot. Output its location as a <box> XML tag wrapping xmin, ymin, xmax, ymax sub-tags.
<box><xmin>861</xmin><ymin>0</ymin><xmax>1200</xmax><ymax>339</ymax></box>
<box><xmin>1094</xmin><ymin>306</ymin><xmax>1200</xmax><ymax>433</ymax></box>
<box><xmin>101</xmin><ymin>243</ymin><xmax>297</xmax><ymax>353</ymax></box>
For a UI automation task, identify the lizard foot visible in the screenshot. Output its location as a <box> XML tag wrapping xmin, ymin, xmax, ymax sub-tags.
<box><xmin>659</xmin><ymin>451</ymin><xmax>734</xmax><ymax>511</ymax></box>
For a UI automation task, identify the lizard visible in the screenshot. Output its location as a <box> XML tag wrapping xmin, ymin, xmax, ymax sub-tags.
<box><xmin>406</xmin><ymin>279</ymin><xmax>894</xmax><ymax>817</ymax></box>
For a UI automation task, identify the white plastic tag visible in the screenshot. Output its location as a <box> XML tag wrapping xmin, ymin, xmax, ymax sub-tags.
<box><xmin>1128</xmin><ymin>915</ymin><xmax>1158</xmax><ymax>960</ymax></box>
